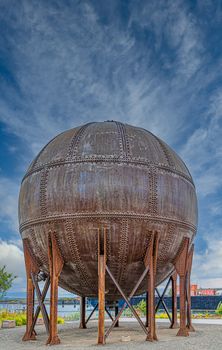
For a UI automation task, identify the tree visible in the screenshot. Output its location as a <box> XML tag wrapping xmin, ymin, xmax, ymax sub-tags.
<box><xmin>0</xmin><ymin>265</ymin><xmax>16</xmax><ymax>300</ymax></box>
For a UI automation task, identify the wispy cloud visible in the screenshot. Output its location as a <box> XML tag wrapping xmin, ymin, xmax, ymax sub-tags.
<box><xmin>0</xmin><ymin>240</ymin><xmax>25</xmax><ymax>292</ymax></box>
<box><xmin>0</xmin><ymin>176</ymin><xmax>19</xmax><ymax>233</ymax></box>
<box><xmin>181</xmin><ymin>89</ymin><xmax>222</xmax><ymax>197</ymax></box>
<box><xmin>0</xmin><ymin>0</ymin><xmax>222</xmax><ymax>291</ymax></box>
<box><xmin>192</xmin><ymin>234</ymin><xmax>222</xmax><ymax>288</ymax></box>
<box><xmin>0</xmin><ymin>0</ymin><xmax>207</xmax><ymax>154</ymax></box>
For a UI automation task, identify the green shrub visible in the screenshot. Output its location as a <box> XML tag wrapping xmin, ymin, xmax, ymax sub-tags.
<box><xmin>122</xmin><ymin>308</ymin><xmax>133</xmax><ymax>317</ymax></box>
<box><xmin>57</xmin><ymin>316</ymin><xmax>65</xmax><ymax>324</ymax></box>
<box><xmin>135</xmin><ymin>299</ymin><xmax>146</xmax><ymax>316</ymax></box>
<box><xmin>215</xmin><ymin>302</ymin><xmax>222</xmax><ymax>315</ymax></box>
<box><xmin>156</xmin><ymin>312</ymin><xmax>165</xmax><ymax>319</ymax></box>
<box><xmin>15</xmin><ymin>316</ymin><xmax>24</xmax><ymax>326</ymax></box>
<box><xmin>0</xmin><ymin>310</ymin><xmax>65</xmax><ymax>326</ymax></box>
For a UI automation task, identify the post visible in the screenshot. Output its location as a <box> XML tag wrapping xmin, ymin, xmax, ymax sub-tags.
<box><xmin>153</xmin><ymin>233</ymin><xmax>159</xmax><ymax>340</ymax></box>
<box><xmin>146</xmin><ymin>232</ymin><xmax>159</xmax><ymax>341</ymax></box>
<box><xmin>79</xmin><ymin>296</ymin><xmax>87</xmax><ymax>329</ymax></box>
<box><xmin>147</xmin><ymin>267</ymin><xmax>155</xmax><ymax>341</ymax></box>
<box><xmin>98</xmin><ymin>227</ymin><xmax>107</xmax><ymax>345</ymax></box>
<box><xmin>186</xmin><ymin>245</ymin><xmax>195</xmax><ymax>332</ymax></box>
<box><xmin>174</xmin><ymin>237</ymin><xmax>189</xmax><ymax>337</ymax></box>
<box><xmin>145</xmin><ymin>292</ymin><xmax>148</xmax><ymax>328</ymax></box>
<box><xmin>170</xmin><ymin>271</ymin><xmax>179</xmax><ymax>329</ymax></box>
<box><xmin>114</xmin><ymin>302</ymin><xmax>119</xmax><ymax>327</ymax></box>
<box><xmin>22</xmin><ymin>239</ymin><xmax>39</xmax><ymax>341</ymax></box>
<box><xmin>46</xmin><ymin>231</ymin><xmax>64</xmax><ymax>345</ymax></box>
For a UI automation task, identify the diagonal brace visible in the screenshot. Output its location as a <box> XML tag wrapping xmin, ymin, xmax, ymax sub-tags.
<box><xmin>105</xmin><ymin>265</ymin><xmax>149</xmax><ymax>339</ymax></box>
<box><xmin>105</xmin><ymin>307</ymin><xmax>114</xmax><ymax>321</ymax></box>
<box><xmin>155</xmin><ymin>278</ymin><xmax>172</xmax><ymax>323</ymax></box>
<box><xmin>106</xmin><ymin>265</ymin><xmax>148</xmax><ymax>338</ymax></box>
<box><xmin>86</xmin><ymin>303</ymin><xmax>98</xmax><ymax>325</ymax></box>
<box><xmin>30</xmin><ymin>274</ymin><xmax>50</xmax><ymax>334</ymax></box>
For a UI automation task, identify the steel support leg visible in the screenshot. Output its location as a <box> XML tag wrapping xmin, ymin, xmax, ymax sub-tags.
<box><xmin>186</xmin><ymin>245</ymin><xmax>195</xmax><ymax>332</ymax></box>
<box><xmin>170</xmin><ymin>271</ymin><xmax>179</xmax><ymax>329</ymax></box>
<box><xmin>146</xmin><ymin>233</ymin><xmax>159</xmax><ymax>341</ymax></box>
<box><xmin>79</xmin><ymin>296</ymin><xmax>87</xmax><ymax>329</ymax></box>
<box><xmin>46</xmin><ymin>231</ymin><xmax>64</xmax><ymax>345</ymax></box>
<box><xmin>174</xmin><ymin>237</ymin><xmax>189</xmax><ymax>337</ymax></box>
<box><xmin>98</xmin><ymin>255</ymin><xmax>106</xmax><ymax>344</ymax></box>
<box><xmin>98</xmin><ymin>227</ymin><xmax>107</xmax><ymax>345</ymax></box>
<box><xmin>22</xmin><ymin>239</ymin><xmax>39</xmax><ymax>341</ymax></box>
<box><xmin>145</xmin><ymin>292</ymin><xmax>148</xmax><ymax>328</ymax></box>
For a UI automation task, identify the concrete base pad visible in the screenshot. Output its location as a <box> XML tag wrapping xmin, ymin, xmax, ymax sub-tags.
<box><xmin>1</xmin><ymin>321</ymin><xmax>222</xmax><ymax>349</ymax></box>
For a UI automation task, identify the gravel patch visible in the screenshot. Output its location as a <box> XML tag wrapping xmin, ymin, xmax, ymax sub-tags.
<box><xmin>1</xmin><ymin>321</ymin><xmax>222</xmax><ymax>350</ymax></box>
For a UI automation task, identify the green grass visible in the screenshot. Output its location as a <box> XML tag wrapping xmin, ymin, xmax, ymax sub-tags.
<box><xmin>64</xmin><ymin>312</ymin><xmax>80</xmax><ymax>321</ymax></box>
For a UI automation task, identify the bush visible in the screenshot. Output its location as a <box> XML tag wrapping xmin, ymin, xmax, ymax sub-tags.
<box><xmin>0</xmin><ymin>309</ymin><xmax>65</xmax><ymax>326</ymax></box>
<box><xmin>122</xmin><ymin>308</ymin><xmax>133</xmax><ymax>317</ymax></box>
<box><xmin>215</xmin><ymin>302</ymin><xmax>222</xmax><ymax>315</ymax></box>
<box><xmin>57</xmin><ymin>316</ymin><xmax>65</xmax><ymax>324</ymax></box>
<box><xmin>156</xmin><ymin>312</ymin><xmax>169</xmax><ymax>319</ymax></box>
<box><xmin>135</xmin><ymin>299</ymin><xmax>146</xmax><ymax>316</ymax></box>
<box><xmin>0</xmin><ymin>310</ymin><xmax>27</xmax><ymax>326</ymax></box>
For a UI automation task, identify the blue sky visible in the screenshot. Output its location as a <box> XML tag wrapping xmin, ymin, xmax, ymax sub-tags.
<box><xmin>0</xmin><ymin>0</ymin><xmax>222</xmax><ymax>293</ymax></box>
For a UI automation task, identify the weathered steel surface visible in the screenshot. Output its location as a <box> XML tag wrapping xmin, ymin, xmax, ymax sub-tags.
<box><xmin>175</xmin><ymin>237</ymin><xmax>190</xmax><ymax>337</ymax></box>
<box><xmin>19</xmin><ymin>121</ymin><xmax>198</xmax><ymax>300</ymax></box>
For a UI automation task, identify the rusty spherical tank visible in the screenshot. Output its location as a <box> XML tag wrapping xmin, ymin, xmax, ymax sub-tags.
<box><xmin>19</xmin><ymin>121</ymin><xmax>197</xmax><ymax>299</ymax></box>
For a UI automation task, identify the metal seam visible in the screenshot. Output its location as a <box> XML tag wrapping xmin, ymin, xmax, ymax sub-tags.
<box><xmin>20</xmin><ymin>213</ymin><xmax>197</xmax><ymax>233</ymax></box>
<box><xmin>39</xmin><ymin>168</ymin><xmax>49</xmax><ymax>217</ymax></box>
<box><xmin>115</xmin><ymin>218</ymin><xmax>129</xmax><ymax>290</ymax></box>
<box><xmin>66</xmin><ymin>122</ymin><xmax>94</xmax><ymax>160</ymax></box>
<box><xmin>158</xmin><ymin>224</ymin><xmax>176</xmax><ymax>265</ymax></box>
<box><xmin>156</xmin><ymin>138</ymin><xmax>175</xmax><ymax>167</ymax></box>
<box><xmin>64</xmin><ymin>219</ymin><xmax>94</xmax><ymax>291</ymax></box>
<box><xmin>138</xmin><ymin>127</ymin><xmax>175</xmax><ymax>168</ymax></box>
<box><xmin>115</xmin><ymin>121</ymin><xmax>131</xmax><ymax>159</ymax></box>
<box><xmin>148</xmin><ymin>166</ymin><xmax>158</xmax><ymax>215</ymax></box>
<box><xmin>21</xmin><ymin>158</ymin><xmax>194</xmax><ymax>187</ymax></box>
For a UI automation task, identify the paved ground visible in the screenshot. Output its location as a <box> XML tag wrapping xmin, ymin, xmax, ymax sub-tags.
<box><xmin>1</xmin><ymin>320</ymin><xmax>222</xmax><ymax>350</ymax></box>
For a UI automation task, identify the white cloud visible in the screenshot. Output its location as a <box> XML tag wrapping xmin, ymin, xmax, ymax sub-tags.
<box><xmin>180</xmin><ymin>88</ymin><xmax>222</xmax><ymax>197</ymax></box>
<box><xmin>130</xmin><ymin>0</ymin><xmax>204</xmax><ymax>81</ymax></box>
<box><xmin>0</xmin><ymin>0</ymin><xmax>208</xmax><ymax>155</ymax></box>
<box><xmin>0</xmin><ymin>240</ymin><xmax>25</xmax><ymax>292</ymax></box>
<box><xmin>192</xmin><ymin>237</ymin><xmax>222</xmax><ymax>288</ymax></box>
<box><xmin>0</xmin><ymin>176</ymin><xmax>20</xmax><ymax>233</ymax></box>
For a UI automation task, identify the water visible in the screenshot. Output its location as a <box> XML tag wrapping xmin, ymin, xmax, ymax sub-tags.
<box><xmin>0</xmin><ymin>302</ymin><xmax>96</xmax><ymax>318</ymax></box>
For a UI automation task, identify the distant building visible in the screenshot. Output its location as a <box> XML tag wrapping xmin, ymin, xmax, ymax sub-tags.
<box><xmin>191</xmin><ymin>284</ymin><xmax>198</xmax><ymax>296</ymax></box>
<box><xmin>197</xmin><ymin>288</ymin><xmax>216</xmax><ymax>296</ymax></box>
<box><xmin>177</xmin><ymin>284</ymin><xmax>219</xmax><ymax>296</ymax></box>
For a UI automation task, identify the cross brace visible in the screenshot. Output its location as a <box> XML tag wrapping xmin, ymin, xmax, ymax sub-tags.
<box><xmin>79</xmin><ymin>299</ymin><xmax>116</xmax><ymax>328</ymax></box>
<box><xmin>97</xmin><ymin>227</ymin><xmax>159</xmax><ymax>344</ymax></box>
<box><xmin>22</xmin><ymin>231</ymin><xmax>64</xmax><ymax>345</ymax></box>
<box><xmin>155</xmin><ymin>271</ymin><xmax>178</xmax><ymax>329</ymax></box>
